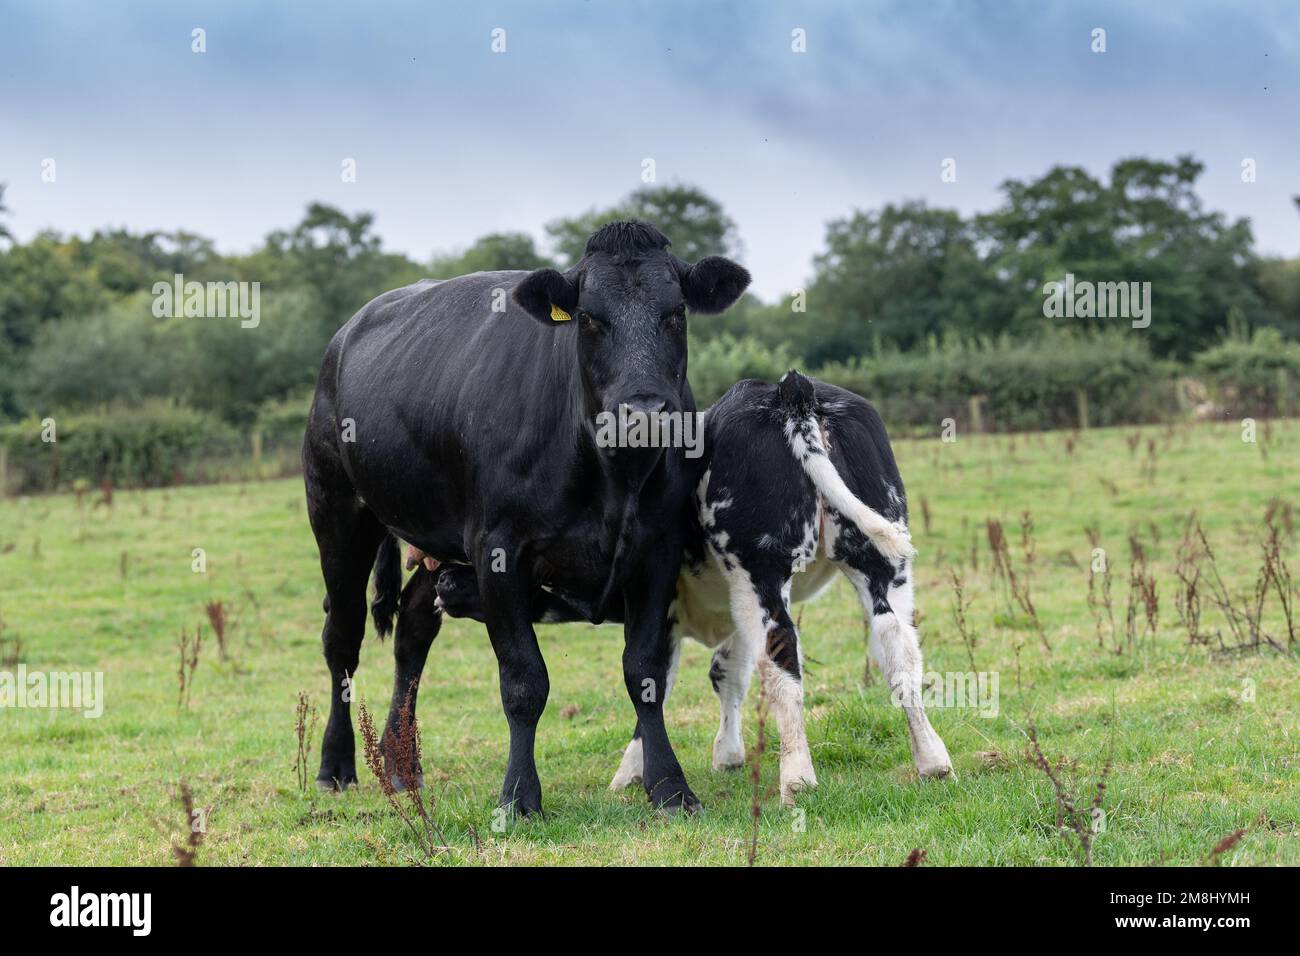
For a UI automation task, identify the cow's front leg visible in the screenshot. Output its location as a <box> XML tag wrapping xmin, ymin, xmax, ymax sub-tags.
<box><xmin>622</xmin><ymin>549</ymin><xmax>699</xmax><ymax>813</ymax></box>
<box><xmin>609</xmin><ymin>627</ymin><xmax>681</xmax><ymax>790</ymax></box>
<box><xmin>478</xmin><ymin>539</ymin><xmax>549</xmax><ymax>816</ymax></box>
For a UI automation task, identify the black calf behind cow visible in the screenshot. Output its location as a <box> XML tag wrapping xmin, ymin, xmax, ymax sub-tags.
<box><xmin>303</xmin><ymin>221</ymin><xmax>749</xmax><ymax>814</ymax></box>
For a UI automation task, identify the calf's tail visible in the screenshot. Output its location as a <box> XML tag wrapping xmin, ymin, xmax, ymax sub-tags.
<box><xmin>371</xmin><ymin>532</ymin><xmax>402</xmax><ymax>639</ymax></box>
<box><xmin>778</xmin><ymin>369</ymin><xmax>915</xmax><ymax>565</ymax></box>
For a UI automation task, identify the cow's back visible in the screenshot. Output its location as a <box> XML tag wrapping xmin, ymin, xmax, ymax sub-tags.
<box><xmin>315</xmin><ymin>271</ymin><xmax>588</xmax><ymax>555</ymax></box>
<box><xmin>328</xmin><ymin>271</ymin><xmax>570</xmax><ymax>426</ymax></box>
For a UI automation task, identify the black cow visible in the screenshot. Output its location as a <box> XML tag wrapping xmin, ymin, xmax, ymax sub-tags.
<box><xmin>302</xmin><ymin>220</ymin><xmax>750</xmax><ymax>815</ymax></box>
<box><xmin>428</xmin><ymin>371</ymin><xmax>953</xmax><ymax>804</ymax></box>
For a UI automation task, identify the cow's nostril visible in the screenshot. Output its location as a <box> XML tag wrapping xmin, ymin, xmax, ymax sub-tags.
<box><xmin>623</xmin><ymin>397</ymin><xmax>668</xmax><ymax>417</ymax></box>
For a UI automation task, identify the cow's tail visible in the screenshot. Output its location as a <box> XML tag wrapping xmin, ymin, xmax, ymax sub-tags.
<box><xmin>371</xmin><ymin>532</ymin><xmax>402</xmax><ymax>640</ymax></box>
<box><xmin>778</xmin><ymin>369</ymin><xmax>915</xmax><ymax>565</ymax></box>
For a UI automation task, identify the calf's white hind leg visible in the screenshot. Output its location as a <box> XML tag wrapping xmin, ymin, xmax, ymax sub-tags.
<box><xmin>849</xmin><ymin>565</ymin><xmax>952</xmax><ymax>778</ymax></box>
<box><xmin>728</xmin><ymin>573</ymin><xmax>816</xmax><ymax>805</ymax></box>
<box><xmin>708</xmin><ymin>632</ymin><xmax>754</xmax><ymax>770</ymax></box>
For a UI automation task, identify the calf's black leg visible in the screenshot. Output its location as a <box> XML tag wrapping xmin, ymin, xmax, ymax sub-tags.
<box><xmin>382</xmin><ymin>567</ymin><xmax>443</xmax><ymax>790</ymax></box>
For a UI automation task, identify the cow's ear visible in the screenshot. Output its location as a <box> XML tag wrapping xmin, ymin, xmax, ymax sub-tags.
<box><xmin>513</xmin><ymin>268</ymin><xmax>579</xmax><ymax>324</ymax></box>
<box><xmin>681</xmin><ymin>256</ymin><xmax>751</xmax><ymax>314</ymax></box>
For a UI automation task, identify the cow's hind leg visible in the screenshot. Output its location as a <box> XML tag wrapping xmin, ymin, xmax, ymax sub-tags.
<box><xmin>843</xmin><ymin>552</ymin><xmax>952</xmax><ymax>778</ymax></box>
<box><xmin>382</xmin><ymin>567</ymin><xmax>443</xmax><ymax>791</ymax></box>
<box><xmin>307</xmin><ymin>475</ymin><xmax>387</xmax><ymax>791</ymax></box>
<box><xmin>728</xmin><ymin>569</ymin><xmax>816</xmax><ymax>805</ymax></box>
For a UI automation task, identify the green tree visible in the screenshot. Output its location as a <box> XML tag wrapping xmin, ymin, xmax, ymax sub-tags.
<box><xmin>430</xmin><ymin>231</ymin><xmax>552</xmax><ymax>276</ymax></box>
<box><xmin>260</xmin><ymin>204</ymin><xmax>422</xmax><ymax>333</ymax></box>
<box><xmin>0</xmin><ymin>233</ymin><xmax>108</xmax><ymax>353</ymax></box>
<box><xmin>53</xmin><ymin>229</ymin><xmax>226</xmax><ymax>298</ymax></box>
<box><xmin>23</xmin><ymin>289</ymin><xmax>328</xmax><ymax>425</ymax></box>
<box><xmin>794</xmin><ymin>201</ymin><xmax>997</xmax><ymax>364</ymax></box>
<box><xmin>980</xmin><ymin>156</ymin><xmax>1264</xmax><ymax>358</ymax></box>
<box><xmin>1255</xmin><ymin>256</ymin><xmax>1300</xmax><ymax>340</ymax></box>
<box><xmin>545</xmin><ymin>183</ymin><xmax>739</xmax><ymax>266</ymax></box>
<box><xmin>22</xmin><ymin>295</ymin><xmax>178</xmax><ymax>410</ymax></box>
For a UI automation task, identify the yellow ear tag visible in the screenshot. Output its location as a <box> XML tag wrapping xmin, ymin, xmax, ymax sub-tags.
<box><xmin>550</xmin><ymin>304</ymin><xmax>572</xmax><ymax>322</ymax></box>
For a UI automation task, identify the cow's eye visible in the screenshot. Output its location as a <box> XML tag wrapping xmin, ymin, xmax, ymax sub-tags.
<box><xmin>577</xmin><ymin>309</ymin><xmax>603</xmax><ymax>331</ymax></box>
<box><xmin>664</xmin><ymin>307</ymin><xmax>686</xmax><ymax>331</ymax></box>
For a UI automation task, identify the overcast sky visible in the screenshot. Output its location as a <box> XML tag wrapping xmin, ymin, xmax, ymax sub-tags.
<box><xmin>2</xmin><ymin>0</ymin><xmax>1297</xmax><ymax>300</ymax></box>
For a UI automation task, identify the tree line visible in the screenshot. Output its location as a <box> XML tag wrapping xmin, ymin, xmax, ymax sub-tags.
<box><xmin>1</xmin><ymin>155</ymin><xmax>1298</xmax><ymax>427</ymax></box>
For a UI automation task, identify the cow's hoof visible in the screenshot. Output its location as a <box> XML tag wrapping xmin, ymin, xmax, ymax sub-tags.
<box><xmin>711</xmin><ymin>752</ymin><xmax>746</xmax><ymax>772</ymax></box>
<box><xmin>500</xmin><ymin>796</ymin><xmax>543</xmax><ymax>819</ymax></box>
<box><xmin>317</xmin><ymin>754</ymin><xmax>358</xmax><ymax>792</ymax></box>
<box><xmin>383</xmin><ymin>754</ymin><xmax>425</xmax><ymax>792</ymax></box>
<box><xmin>913</xmin><ymin>737</ymin><xmax>954</xmax><ymax>779</ymax></box>
<box><xmin>779</xmin><ymin>770</ymin><xmax>818</xmax><ymax>807</ymax></box>
<box><xmin>500</xmin><ymin>776</ymin><xmax>543</xmax><ymax>818</ymax></box>
<box><xmin>648</xmin><ymin>778</ymin><xmax>701</xmax><ymax>815</ymax></box>
<box><xmin>712</xmin><ymin>737</ymin><xmax>746</xmax><ymax>771</ymax></box>
<box><xmin>918</xmin><ymin>761</ymin><xmax>953</xmax><ymax>780</ymax></box>
<box><xmin>390</xmin><ymin>773</ymin><xmax>425</xmax><ymax>793</ymax></box>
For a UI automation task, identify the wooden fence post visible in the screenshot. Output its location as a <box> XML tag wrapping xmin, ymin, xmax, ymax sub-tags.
<box><xmin>968</xmin><ymin>395</ymin><xmax>985</xmax><ymax>434</ymax></box>
<box><xmin>1076</xmin><ymin>389</ymin><xmax>1090</xmax><ymax>430</ymax></box>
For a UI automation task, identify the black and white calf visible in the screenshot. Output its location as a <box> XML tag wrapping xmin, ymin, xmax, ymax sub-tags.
<box><xmin>610</xmin><ymin>371</ymin><xmax>951</xmax><ymax>802</ymax></box>
<box><xmin>431</xmin><ymin>371</ymin><xmax>952</xmax><ymax>804</ymax></box>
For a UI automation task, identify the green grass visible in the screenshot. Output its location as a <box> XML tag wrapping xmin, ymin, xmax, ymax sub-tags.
<box><xmin>0</xmin><ymin>419</ymin><xmax>1296</xmax><ymax>866</ymax></box>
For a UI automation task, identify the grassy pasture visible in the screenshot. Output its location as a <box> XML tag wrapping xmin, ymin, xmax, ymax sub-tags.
<box><xmin>0</xmin><ymin>419</ymin><xmax>1296</xmax><ymax>866</ymax></box>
